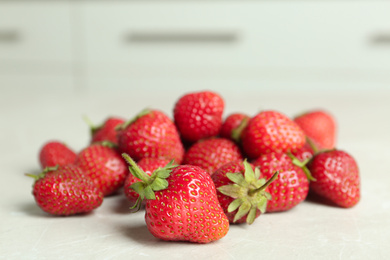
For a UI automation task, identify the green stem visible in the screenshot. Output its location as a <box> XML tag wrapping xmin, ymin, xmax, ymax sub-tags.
<box><xmin>248</xmin><ymin>171</ymin><xmax>279</xmax><ymax>196</ymax></box>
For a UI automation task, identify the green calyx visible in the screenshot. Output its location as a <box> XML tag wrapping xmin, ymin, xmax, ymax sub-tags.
<box><xmin>25</xmin><ymin>165</ymin><xmax>59</xmax><ymax>182</ymax></box>
<box><xmin>231</xmin><ymin>117</ymin><xmax>249</xmax><ymax>143</ymax></box>
<box><xmin>217</xmin><ymin>160</ymin><xmax>279</xmax><ymax>225</ymax></box>
<box><xmin>287</xmin><ymin>152</ymin><xmax>316</xmax><ymax>182</ymax></box>
<box><xmin>83</xmin><ymin>115</ymin><xmax>100</xmax><ymax>136</ymax></box>
<box><xmin>121</xmin><ymin>153</ymin><xmax>176</xmax><ymax>212</ymax></box>
<box><xmin>117</xmin><ymin>108</ymin><xmax>151</xmax><ymax>131</ymax></box>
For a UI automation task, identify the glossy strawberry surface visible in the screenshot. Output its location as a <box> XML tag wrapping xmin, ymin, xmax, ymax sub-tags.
<box><xmin>118</xmin><ymin>110</ymin><xmax>184</xmax><ymax>163</ymax></box>
<box><xmin>75</xmin><ymin>144</ymin><xmax>128</xmax><ymax>196</ymax></box>
<box><xmin>39</xmin><ymin>141</ymin><xmax>76</xmax><ymax>169</ymax></box>
<box><xmin>144</xmin><ymin>165</ymin><xmax>229</xmax><ymax>243</ymax></box>
<box><xmin>91</xmin><ymin>117</ymin><xmax>125</xmax><ymax>144</ymax></box>
<box><xmin>31</xmin><ymin>165</ymin><xmax>103</xmax><ymax>216</ymax></box>
<box><xmin>308</xmin><ymin>150</ymin><xmax>360</xmax><ymax>208</ymax></box>
<box><xmin>252</xmin><ymin>153</ymin><xmax>309</xmax><ymax>212</ymax></box>
<box><xmin>183</xmin><ymin>138</ymin><xmax>243</xmax><ymax>175</ymax></box>
<box><xmin>174</xmin><ymin>91</ymin><xmax>224</xmax><ymax>143</ymax></box>
<box><xmin>124</xmin><ymin>158</ymin><xmax>171</xmax><ymax>203</ymax></box>
<box><xmin>241</xmin><ymin>110</ymin><xmax>306</xmax><ymax>159</ymax></box>
<box><xmin>294</xmin><ymin>110</ymin><xmax>336</xmax><ymax>150</ymax></box>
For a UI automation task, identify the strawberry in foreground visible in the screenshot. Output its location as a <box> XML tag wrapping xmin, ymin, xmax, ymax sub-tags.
<box><xmin>174</xmin><ymin>90</ymin><xmax>224</xmax><ymax>143</ymax></box>
<box><xmin>118</xmin><ymin>109</ymin><xmax>184</xmax><ymax>163</ymax></box>
<box><xmin>252</xmin><ymin>152</ymin><xmax>310</xmax><ymax>212</ymax></box>
<box><xmin>212</xmin><ymin>160</ymin><xmax>278</xmax><ymax>224</ymax></box>
<box><xmin>122</xmin><ymin>153</ymin><xmax>229</xmax><ymax>243</ymax></box>
<box><xmin>183</xmin><ymin>137</ymin><xmax>243</xmax><ymax>175</ymax></box>
<box><xmin>124</xmin><ymin>157</ymin><xmax>171</xmax><ymax>203</ymax></box>
<box><xmin>307</xmin><ymin>149</ymin><xmax>360</xmax><ymax>208</ymax></box>
<box><xmin>84</xmin><ymin>116</ymin><xmax>125</xmax><ymax>144</ymax></box>
<box><xmin>75</xmin><ymin>142</ymin><xmax>128</xmax><ymax>196</ymax></box>
<box><xmin>294</xmin><ymin>110</ymin><xmax>336</xmax><ymax>150</ymax></box>
<box><xmin>219</xmin><ymin>113</ymin><xmax>250</xmax><ymax>143</ymax></box>
<box><xmin>39</xmin><ymin>141</ymin><xmax>77</xmax><ymax>169</ymax></box>
<box><xmin>26</xmin><ymin>165</ymin><xmax>103</xmax><ymax>216</ymax></box>
<box><xmin>241</xmin><ymin>110</ymin><xmax>306</xmax><ymax>159</ymax></box>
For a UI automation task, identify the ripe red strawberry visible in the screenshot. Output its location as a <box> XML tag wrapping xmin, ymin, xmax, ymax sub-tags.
<box><xmin>118</xmin><ymin>109</ymin><xmax>184</xmax><ymax>163</ymax></box>
<box><xmin>291</xmin><ymin>142</ymin><xmax>315</xmax><ymax>162</ymax></box>
<box><xmin>294</xmin><ymin>110</ymin><xmax>336</xmax><ymax>150</ymax></box>
<box><xmin>183</xmin><ymin>137</ymin><xmax>243</xmax><ymax>175</ymax></box>
<box><xmin>174</xmin><ymin>91</ymin><xmax>224</xmax><ymax>143</ymax></box>
<box><xmin>39</xmin><ymin>141</ymin><xmax>77</xmax><ymax>169</ymax></box>
<box><xmin>212</xmin><ymin>160</ymin><xmax>278</xmax><ymax>224</ymax></box>
<box><xmin>26</xmin><ymin>165</ymin><xmax>103</xmax><ymax>216</ymax></box>
<box><xmin>75</xmin><ymin>143</ymin><xmax>128</xmax><ymax>196</ymax></box>
<box><xmin>124</xmin><ymin>157</ymin><xmax>171</xmax><ymax>203</ymax></box>
<box><xmin>122</xmin><ymin>154</ymin><xmax>229</xmax><ymax>243</ymax></box>
<box><xmin>252</xmin><ymin>152</ymin><xmax>309</xmax><ymax>212</ymax></box>
<box><xmin>85</xmin><ymin>116</ymin><xmax>125</xmax><ymax>144</ymax></box>
<box><xmin>219</xmin><ymin>113</ymin><xmax>250</xmax><ymax>142</ymax></box>
<box><xmin>241</xmin><ymin>110</ymin><xmax>306</xmax><ymax>159</ymax></box>
<box><xmin>307</xmin><ymin>150</ymin><xmax>360</xmax><ymax>208</ymax></box>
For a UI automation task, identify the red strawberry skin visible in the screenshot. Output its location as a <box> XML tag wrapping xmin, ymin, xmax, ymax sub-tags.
<box><xmin>291</xmin><ymin>142</ymin><xmax>315</xmax><ymax>162</ymax></box>
<box><xmin>308</xmin><ymin>150</ymin><xmax>360</xmax><ymax>208</ymax></box>
<box><xmin>220</xmin><ymin>113</ymin><xmax>250</xmax><ymax>141</ymax></box>
<box><xmin>174</xmin><ymin>91</ymin><xmax>224</xmax><ymax>143</ymax></box>
<box><xmin>31</xmin><ymin>165</ymin><xmax>103</xmax><ymax>216</ymax></box>
<box><xmin>252</xmin><ymin>153</ymin><xmax>309</xmax><ymax>212</ymax></box>
<box><xmin>294</xmin><ymin>110</ymin><xmax>336</xmax><ymax>150</ymax></box>
<box><xmin>183</xmin><ymin>138</ymin><xmax>243</xmax><ymax>175</ymax></box>
<box><xmin>39</xmin><ymin>141</ymin><xmax>76</xmax><ymax>169</ymax></box>
<box><xmin>118</xmin><ymin>110</ymin><xmax>184</xmax><ymax>163</ymax></box>
<box><xmin>144</xmin><ymin>165</ymin><xmax>229</xmax><ymax>243</ymax></box>
<box><xmin>124</xmin><ymin>158</ymin><xmax>171</xmax><ymax>203</ymax></box>
<box><xmin>212</xmin><ymin>161</ymin><xmax>260</xmax><ymax>223</ymax></box>
<box><xmin>241</xmin><ymin>111</ymin><xmax>306</xmax><ymax>159</ymax></box>
<box><xmin>91</xmin><ymin>117</ymin><xmax>125</xmax><ymax>144</ymax></box>
<box><xmin>75</xmin><ymin>144</ymin><xmax>128</xmax><ymax>196</ymax></box>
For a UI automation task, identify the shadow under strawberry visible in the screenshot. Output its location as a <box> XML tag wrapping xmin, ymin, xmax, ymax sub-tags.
<box><xmin>304</xmin><ymin>191</ymin><xmax>341</xmax><ymax>208</ymax></box>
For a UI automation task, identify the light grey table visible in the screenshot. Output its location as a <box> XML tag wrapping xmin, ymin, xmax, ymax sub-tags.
<box><xmin>1</xmin><ymin>87</ymin><xmax>389</xmax><ymax>259</ymax></box>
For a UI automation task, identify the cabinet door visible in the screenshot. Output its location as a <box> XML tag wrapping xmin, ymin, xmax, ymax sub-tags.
<box><xmin>0</xmin><ymin>2</ymin><xmax>73</xmax><ymax>75</ymax></box>
<box><xmin>82</xmin><ymin>1</ymin><xmax>390</xmax><ymax>88</ymax></box>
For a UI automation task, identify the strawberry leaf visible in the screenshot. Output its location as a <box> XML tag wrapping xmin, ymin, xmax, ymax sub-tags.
<box><xmin>257</xmin><ymin>196</ymin><xmax>268</xmax><ymax>213</ymax></box>
<box><xmin>246</xmin><ymin>207</ymin><xmax>258</xmax><ymax>225</ymax></box>
<box><xmin>227</xmin><ymin>198</ymin><xmax>244</xmax><ymax>213</ymax></box>
<box><xmin>244</xmin><ymin>160</ymin><xmax>255</xmax><ymax>184</ymax></box>
<box><xmin>233</xmin><ymin>201</ymin><xmax>251</xmax><ymax>223</ymax></box>
<box><xmin>150</xmin><ymin>178</ymin><xmax>169</xmax><ymax>191</ymax></box>
<box><xmin>226</xmin><ymin>173</ymin><xmax>247</xmax><ymax>187</ymax></box>
<box><xmin>217</xmin><ymin>184</ymin><xmax>244</xmax><ymax>199</ymax></box>
<box><xmin>144</xmin><ymin>185</ymin><xmax>156</xmax><ymax>200</ymax></box>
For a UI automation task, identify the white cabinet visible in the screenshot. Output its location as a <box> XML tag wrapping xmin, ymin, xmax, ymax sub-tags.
<box><xmin>0</xmin><ymin>2</ymin><xmax>73</xmax><ymax>90</ymax></box>
<box><xmin>83</xmin><ymin>2</ymin><xmax>390</xmax><ymax>72</ymax></box>
<box><xmin>1</xmin><ymin>1</ymin><xmax>389</xmax><ymax>91</ymax></box>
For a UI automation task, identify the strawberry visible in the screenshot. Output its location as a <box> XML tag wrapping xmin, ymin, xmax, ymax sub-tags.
<box><xmin>241</xmin><ymin>110</ymin><xmax>306</xmax><ymax>159</ymax></box>
<box><xmin>183</xmin><ymin>137</ymin><xmax>243</xmax><ymax>175</ymax></box>
<box><xmin>118</xmin><ymin>109</ymin><xmax>184</xmax><ymax>163</ymax></box>
<box><xmin>307</xmin><ymin>149</ymin><xmax>360</xmax><ymax>208</ymax></box>
<box><xmin>219</xmin><ymin>113</ymin><xmax>250</xmax><ymax>143</ymax></box>
<box><xmin>75</xmin><ymin>143</ymin><xmax>128</xmax><ymax>196</ymax></box>
<box><xmin>122</xmin><ymin>154</ymin><xmax>230</xmax><ymax>243</ymax></box>
<box><xmin>212</xmin><ymin>160</ymin><xmax>278</xmax><ymax>224</ymax></box>
<box><xmin>124</xmin><ymin>157</ymin><xmax>171</xmax><ymax>203</ymax></box>
<box><xmin>291</xmin><ymin>142</ymin><xmax>315</xmax><ymax>162</ymax></box>
<box><xmin>294</xmin><ymin>110</ymin><xmax>336</xmax><ymax>150</ymax></box>
<box><xmin>85</xmin><ymin>116</ymin><xmax>125</xmax><ymax>144</ymax></box>
<box><xmin>174</xmin><ymin>91</ymin><xmax>224</xmax><ymax>143</ymax></box>
<box><xmin>26</xmin><ymin>165</ymin><xmax>103</xmax><ymax>216</ymax></box>
<box><xmin>39</xmin><ymin>141</ymin><xmax>77</xmax><ymax>169</ymax></box>
<box><xmin>252</xmin><ymin>152</ymin><xmax>309</xmax><ymax>212</ymax></box>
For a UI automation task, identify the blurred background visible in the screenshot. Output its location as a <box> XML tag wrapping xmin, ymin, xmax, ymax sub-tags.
<box><xmin>1</xmin><ymin>0</ymin><xmax>390</xmax><ymax>152</ymax></box>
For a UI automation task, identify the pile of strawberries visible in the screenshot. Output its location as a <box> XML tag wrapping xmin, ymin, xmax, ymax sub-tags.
<box><xmin>28</xmin><ymin>90</ymin><xmax>360</xmax><ymax>244</ymax></box>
